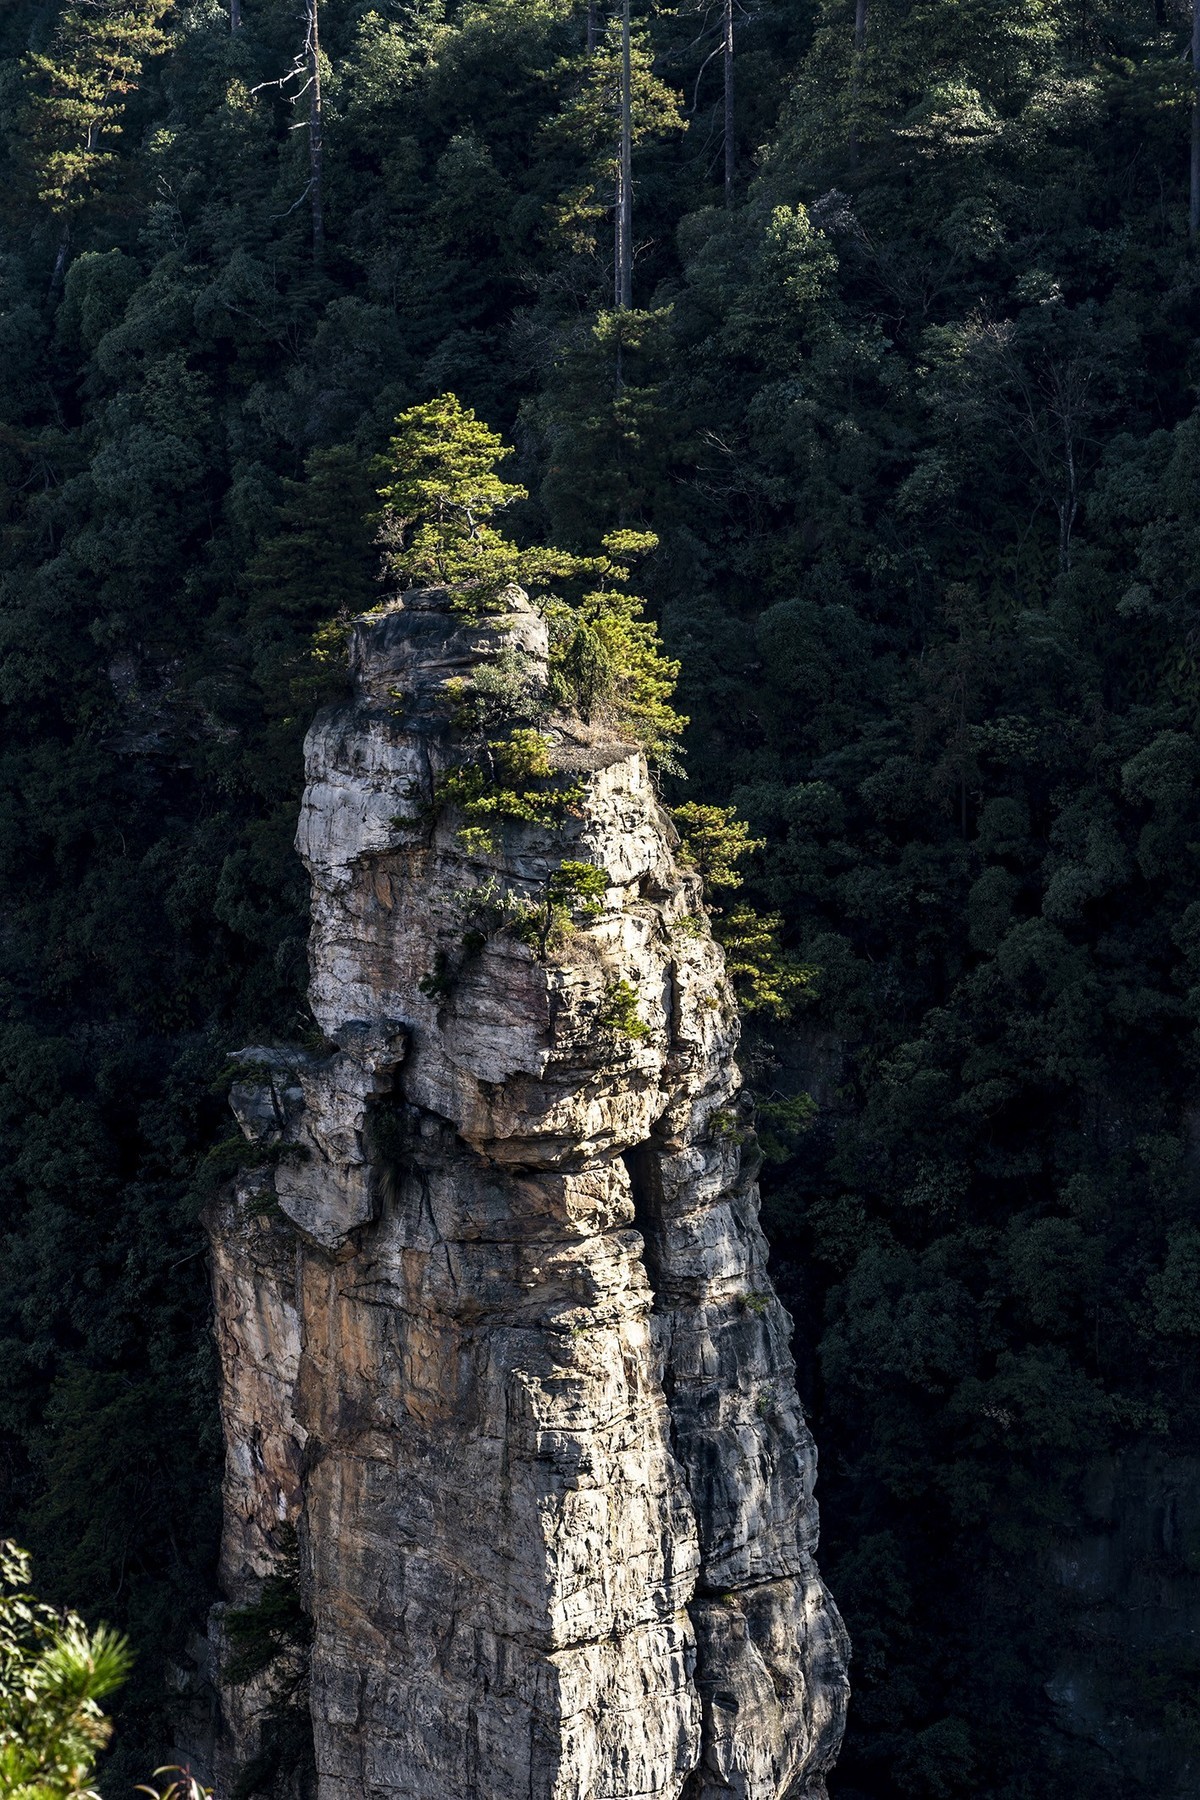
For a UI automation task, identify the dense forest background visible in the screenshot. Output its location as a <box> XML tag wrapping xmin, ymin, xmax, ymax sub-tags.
<box><xmin>2</xmin><ymin>0</ymin><xmax>1200</xmax><ymax>1794</ymax></box>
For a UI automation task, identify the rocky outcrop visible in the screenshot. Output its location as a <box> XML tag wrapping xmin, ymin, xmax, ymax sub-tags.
<box><xmin>207</xmin><ymin>589</ymin><xmax>848</xmax><ymax>1800</ymax></box>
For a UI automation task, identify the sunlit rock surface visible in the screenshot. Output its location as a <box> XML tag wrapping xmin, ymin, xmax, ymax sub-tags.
<box><xmin>206</xmin><ymin>589</ymin><xmax>848</xmax><ymax>1800</ymax></box>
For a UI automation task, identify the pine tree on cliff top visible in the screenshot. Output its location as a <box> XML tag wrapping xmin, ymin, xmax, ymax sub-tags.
<box><xmin>374</xmin><ymin>397</ymin><xmax>805</xmax><ymax>1018</ymax></box>
<box><xmin>375</xmin><ymin>394</ymin><xmax>528</xmax><ymax>598</ymax></box>
<box><xmin>374</xmin><ymin>392</ymin><xmax>686</xmax><ymax>759</ymax></box>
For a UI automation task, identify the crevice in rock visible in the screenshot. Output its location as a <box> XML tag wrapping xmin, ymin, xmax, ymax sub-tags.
<box><xmin>622</xmin><ymin>1138</ymin><xmax>666</xmax><ymax>1299</ymax></box>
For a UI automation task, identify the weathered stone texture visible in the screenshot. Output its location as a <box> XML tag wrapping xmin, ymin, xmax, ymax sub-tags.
<box><xmin>208</xmin><ymin>589</ymin><xmax>848</xmax><ymax>1800</ymax></box>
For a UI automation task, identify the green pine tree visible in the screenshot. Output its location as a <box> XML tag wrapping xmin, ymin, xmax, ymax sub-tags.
<box><xmin>374</xmin><ymin>393</ymin><xmax>529</xmax><ymax>602</ymax></box>
<box><xmin>0</xmin><ymin>1541</ymin><xmax>131</xmax><ymax>1800</ymax></box>
<box><xmin>24</xmin><ymin>0</ymin><xmax>175</xmax><ymax>219</ymax></box>
<box><xmin>374</xmin><ymin>394</ymin><xmax>685</xmax><ymax>757</ymax></box>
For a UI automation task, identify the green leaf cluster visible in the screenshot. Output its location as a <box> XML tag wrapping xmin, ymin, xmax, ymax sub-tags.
<box><xmin>437</xmin><ymin>728</ymin><xmax>583</xmax><ymax>854</ymax></box>
<box><xmin>374</xmin><ymin>393</ymin><xmax>529</xmax><ymax>605</ymax></box>
<box><xmin>22</xmin><ymin>0</ymin><xmax>175</xmax><ymax>217</ymax></box>
<box><xmin>448</xmin><ymin>858</ymin><xmax>607</xmax><ymax>962</ymax></box>
<box><xmin>715</xmin><ymin>903</ymin><xmax>814</xmax><ymax>1018</ymax></box>
<box><xmin>671</xmin><ymin>803</ymin><xmax>764</xmax><ymax>892</ymax></box>
<box><xmin>0</xmin><ymin>1541</ymin><xmax>131</xmax><ymax>1800</ymax></box>
<box><xmin>597</xmin><ymin>978</ymin><xmax>650</xmax><ymax>1040</ymax></box>
<box><xmin>671</xmin><ymin>803</ymin><xmax>810</xmax><ymax>1015</ymax></box>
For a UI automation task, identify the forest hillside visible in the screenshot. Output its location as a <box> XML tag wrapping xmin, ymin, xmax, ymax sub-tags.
<box><xmin>2</xmin><ymin>1</ymin><xmax>1200</xmax><ymax>1796</ymax></box>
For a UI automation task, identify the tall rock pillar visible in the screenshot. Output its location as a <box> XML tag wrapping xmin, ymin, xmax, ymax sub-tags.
<box><xmin>207</xmin><ymin>589</ymin><xmax>848</xmax><ymax>1800</ymax></box>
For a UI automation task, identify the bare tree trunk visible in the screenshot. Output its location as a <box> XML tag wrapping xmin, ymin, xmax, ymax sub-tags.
<box><xmin>1053</xmin><ymin>363</ymin><xmax>1081</xmax><ymax>575</ymax></box>
<box><xmin>230</xmin><ymin>0</ymin><xmax>241</xmax><ymax>30</ymax></box>
<box><xmin>723</xmin><ymin>0</ymin><xmax>734</xmax><ymax>205</ymax></box>
<box><xmin>615</xmin><ymin>0</ymin><xmax>632</xmax><ymax>310</ymax></box>
<box><xmin>849</xmin><ymin>0</ymin><xmax>868</xmax><ymax>165</ymax></box>
<box><xmin>1059</xmin><ymin>430</ymin><xmax>1078</xmax><ymax>574</ymax></box>
<box><xmin>307</xmin><ymin>0</ymin><xmax>324</xmax><ymax>264</ymax></box>
<box><xmin>1192</xmin><ymin>0</ymin><xmax>1200</xmax><ymax>239</ymax></box>
<box><xmin>587</xmin><ymin>0</ymin><xmax>597</xmax><ymax>53</ymax></box>
<box><xmin>49</xmin><ymin>219</ymin><xmax>71</xmax><ymax>297</ymax></box>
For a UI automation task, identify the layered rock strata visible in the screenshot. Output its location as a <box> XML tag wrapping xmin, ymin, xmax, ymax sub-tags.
<box><xmin>207</xmin><ymin>589</ymin><xmax>848</xmax><ymax>1800</ymax></box>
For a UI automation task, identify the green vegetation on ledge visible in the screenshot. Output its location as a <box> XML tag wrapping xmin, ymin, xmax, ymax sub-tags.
<box><xmin>375</xmin><ymin>394</ymin><xmax>686</xmax><ymax>757</ymax></box>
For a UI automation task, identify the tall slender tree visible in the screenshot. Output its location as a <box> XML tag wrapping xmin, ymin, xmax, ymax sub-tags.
<box><xmin>848</xmin><ymin>0</ymin><xmax>868</xmax><ymax>163</ymax></box>
<box><xmin>306</xmin><ymin>0</ymin><xmax>324</xmax><ymax>263</ymax></box>
<box><xmin>24</xmin><ymin>0</ymin><xmax>174</xmax><ymax>289</ymax></box>
<box><xmin>614</xmin><ymin>0</ymin><xmax>633</xmax><ymax>308</ymax></box>
<box><xmin>722</xmin><ymin>0</ymin><xmax>734</xmax><ymax>202</ymax></box>
<box><xmin>250</xmin><ymin>0</ymin><xmax>324</xmax><ymax>263</ymax></box>
<box><xmin>1191</xmin><ymin>0</ymin><xmax>1200</xmax><ymax>237</ymax></box>
<box><xmin>545</xmin><ymin>14</ymin><xmax>683</xmax><ymax>277</ymax></box>
<box><xmin>686</xmin><ymin>0</ymin><xmax>754</xmax><ymax>204</ymax></box>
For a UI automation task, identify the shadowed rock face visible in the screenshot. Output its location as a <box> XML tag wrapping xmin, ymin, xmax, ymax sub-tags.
<box><xmin>207</xmin><ymin>589</ymin><xmax>849</xmax><ymax>1800</ymax></box>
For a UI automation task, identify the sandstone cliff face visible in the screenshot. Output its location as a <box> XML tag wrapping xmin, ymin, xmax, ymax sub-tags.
<box><xmin>208</xmin><ymin>590</ymin><xmax>849</xmax><ymax>1800</ymax></box>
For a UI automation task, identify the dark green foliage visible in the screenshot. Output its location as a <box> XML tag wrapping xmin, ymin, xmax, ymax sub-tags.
<box><xmin>2</xmin><ymin>0</ymin><xmax>1200</xmax><ymax>1795</ymax></box>
<box><xmin>22</xmin><ymin>0</ymin><xmax>175</xmax><ymax>220</ymax></box>
<box><xmin>632</xmin><ymin>5</ymin><xmax>1200</xmax><ymax>1794</ymax></box>
<box><xmin>222</xmin><ymin>1527</ymin><xmax>312</xmax><ymax>1800</ymax></box>
<box><xmin>223</xmin><ymin>1531</ymin><xmax>309</xmax><ymax>1693</ymax></box>
<box><xmin>754</xmin><ymin>1089</ymin><xmax>817</xmax><ymax>1164</ymax></box>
